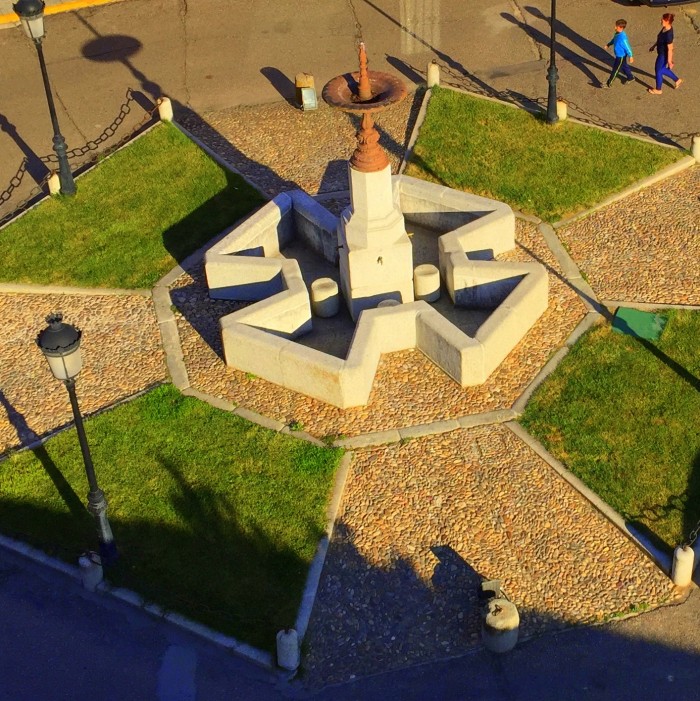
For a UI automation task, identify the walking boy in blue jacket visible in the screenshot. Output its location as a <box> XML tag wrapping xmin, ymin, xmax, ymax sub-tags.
<box><xmin>604</xmin><ymin>19</ymin><xmax>634</xmax><ymax>88</ymax></box>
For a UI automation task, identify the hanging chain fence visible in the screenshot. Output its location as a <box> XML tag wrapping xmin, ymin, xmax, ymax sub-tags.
<box><xmin>0</xmin><ymin>88</ymin><xmax>161</xmax><ymax>229</ymax></box>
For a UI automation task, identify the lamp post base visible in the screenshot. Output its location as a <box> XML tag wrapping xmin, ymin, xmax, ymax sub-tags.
<box><xmin>546</xmin><ymin>65</ymin><xmax>559</xmax><ymax>125</ymax></box>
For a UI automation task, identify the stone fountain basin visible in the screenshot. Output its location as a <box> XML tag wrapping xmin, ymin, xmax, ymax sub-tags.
<box><xmin>204</xmin><ymin>175</ymin><xmax>547</xmax><ymax>409</ymax></box>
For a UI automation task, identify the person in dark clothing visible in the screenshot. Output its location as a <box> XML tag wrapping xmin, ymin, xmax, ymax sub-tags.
<box><xmin>648</xmin><ymin>13</ymin><xmax>683</xmax><ymax>94</ymax></box>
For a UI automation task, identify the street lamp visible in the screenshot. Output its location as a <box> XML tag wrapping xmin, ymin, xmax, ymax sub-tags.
<box><xmin>36</xmin><ymin>312</ymin><xmax>117</xmax><ymax>563</ymax></box>
<box><xmin>13</xmin><ymin>0</ymin><xmax>76</xmax><ymax>195</ymax></box>
<box><xmin>546</xmin><ymin>0</ymin><xmax>559</xmax><ymax>125</ymax></box>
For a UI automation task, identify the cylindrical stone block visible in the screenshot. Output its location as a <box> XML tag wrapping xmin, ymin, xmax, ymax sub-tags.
<box><xmin>672</xmin><ymin>545</ymin><xmax>694</xmax><ymax>586</ymax></box>
<box><xmin>427</xmin><ymin>61</ymin><xmax>440</xmax><ymax>88</ymax></box>
<box><xmin>79</xmin><ymin>553</ymin><xmax>103</xmax><ymax>592</ymax></box>
<box><xmin>691</xmin><ymin>135</ymin><xmax>700</xmax><ymax>164</ymax></box>
<box><xmin>413</xmin><ymin>264</ymin><xmax>440</xmax><ymax>302</ymax></box>
<box><xmin>556</xmin><ymin>99</ymin><xmax>568</xmax><ymax>121</ymax></box>
<box><xmin>310</xmin><ymin>278</ymin><xmax>340</xmax><ymax>318</ymax></box>
<box><xmin>377</xmin><ymin>299</ymin><xmax>400</xmax><ymax>308</ymax></box>
<box><xmin>47</xmin><ymin>172</ymin><xmax>61</xmax><ymax>195</ymax></box>
<box><xmin>482</xmin><ymin>598</ymin><xmax>519</xmax><ymax>653</ymax></box>
<box><xmin>157</xmin><ymin>96</ymin><xmax>174</xmax><ymax>122</ymax></box>
<box><xmin>276</xmin><ymin>628</ymin><xmax>300</xmax><ymax>671</ymax></box>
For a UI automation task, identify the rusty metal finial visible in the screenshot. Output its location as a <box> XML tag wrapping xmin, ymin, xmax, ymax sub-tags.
<box><xmin>357</xmin><ymin>42</ymin><xmax>372</xmax><ymax>101</ymax></box>
<box><xmin>349</xmin><ymin>112</ymin><xmax>389</xmax><ymax>173</ymax></box>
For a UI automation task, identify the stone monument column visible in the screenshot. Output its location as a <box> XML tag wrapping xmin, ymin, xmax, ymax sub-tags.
<box><xmin>324</xmin><ymin>44</ymin><xmax>414</xmax><ymax>320</ymax></box>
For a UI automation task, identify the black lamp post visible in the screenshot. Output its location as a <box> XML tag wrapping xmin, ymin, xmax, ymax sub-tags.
<box><xmin>13</xmin><ymin>0</ymin><xmax>76</xmax><ymax>195</ymax></box>
<box><xmin>37</xmin><ymin>313</ymin><xmax>117</xmax><ymax>563</ymax></box>
<box><xmin>546</xmin><ymin>0</ymin><xmax>559</xmax><ymax>125</ymax></box>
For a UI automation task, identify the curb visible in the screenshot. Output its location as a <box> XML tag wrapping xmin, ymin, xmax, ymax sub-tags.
<box><xmin>295</xmin><ymin>451</ymin><xmax>353</xmax><ymax>640</ymax></box>
<box><xmin>398</xmin><ymin>87</ymin><xmax>431</xmax><ymax>175</ymax></box>
<box><xmin>504</xmin><ymin>421</ymin><xmax>673</xmax><ymax>576</ymax></box>
<box><xmin>0</xmin><ymin>0</ymin><xmax>128</xmax><ymax>28</ymax></box>
<box><xmin>0</xmin><ymin>530</ymin><xmax>275</xmax><ymax>669</ymax></box>
<box><xmin>553</xmin><ymin>157</ymin><xmax>696</xmax><ymax>230</ymax></box>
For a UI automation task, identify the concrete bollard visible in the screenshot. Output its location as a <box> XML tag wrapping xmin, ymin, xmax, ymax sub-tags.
<box><xmin>47</xmin><ymin>172</ymin><xmax>61</xmax><ymax>195</ymax></box>
<box><xmin>482</xmin><ymin>598</ymin><xmax>519</xmax><ymax>653</ymax></box>
<box><xmin>413</xmin><ymin>264</ymin><xmax>441</xmax><ymax>302</ymax></box>
<box><xmin>672</xmin><ymin>545</ymin><xmax>695</xmax><ymax>586</ymax></box>
<box><xmin>556</xmin><ymin>99</ymin><xmax>568</xmax><ymax>121</ymax></box>
<box><xmin>157</xmin><ymin>96</ymin><xmax>174</xmax><ymax>122</ymax></box>
<box><xmin>310</xmin><ymin>277</ymin><xmax>340</xmax><ymax>318</ymax></box>
<box><xmin>78</xmin><ymin>552</ymin><xmax>103</xmax><ymax>592</ymax></box>
<box><xmin>276</xmin><ymin>628</ymin><xmax>300</xmax><ymax>671</ymax></box>
<box><xmin>427</xmin><ymin>61</ymin><xmax>440</xmax><ymax>88</ymax></box>
<box><xmin>691</xmin><ymin>135</ymin><xmax>700</xmax><ymax>164</ymax></box>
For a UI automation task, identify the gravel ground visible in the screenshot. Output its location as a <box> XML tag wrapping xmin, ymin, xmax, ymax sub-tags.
<box><xmin>179</xmin><ymin>92</ymin><xmax>424</xmax><ymax>198</ymax></box>
<box><xmin>302</xmin><ymin>424</ymin><xmax>675</xmax><ymax>687</ymax></box>
<box><xmin>556</xmin><ymin>166</ymin><xmax>700</xmax><ymax>305</ymax></box>
<box><xmin>0</xmin><ymin>292</ymin><xmax>166</xmax><ymax>454</ymax></box>
<box><xmin>170</xmin><ymin>218</ymin><xmax>587</xmax><ymax>438</ymax></box>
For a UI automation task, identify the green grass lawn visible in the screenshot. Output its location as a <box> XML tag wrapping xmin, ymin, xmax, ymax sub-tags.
<box><xmin>0</xmin><ymin>384</ymin><xmax>343</xmax><ymax>650</ymax></box>
<box><xmin>405</xmin><ymin>87</ymin><xmax>684</xmax><ymax>221</ymax></box>
<box><xmin>520</xmin><ymin>310</ymin><xmax>700</xmax><ymax>549</ymax></box>
<box><xmin>0</xmin><ymin>123</ymin><xmax>264</xmax><ymax>289</ymax></box>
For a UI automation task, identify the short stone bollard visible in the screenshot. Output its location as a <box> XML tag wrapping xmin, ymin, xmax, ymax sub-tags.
<box><xmin>310</xmin><ymin>277</ymin><xmax>340</xmax><ymax>318</ymax></box>
<box><xmin>78</xmin><ymin>552</ymin><xmax>103</xmax><ymax>592</ymax></box>
<box><xmin>276</xmin><ymin>628</ymin><xmax>300</xmax><ymax>671</ymax></box>
<box><xmin>157</xmin><ymin>96</ymin><xmax>174</xmax><ymax>122</ymax></box>
<box><xmin>556</xmin><ymin>99</ymin><xmax>568</xmax><ymax>121</ymax></box>
<box><xmin>413</xmin><ymin>264</ymin><xmax>440</xmax><ymax>302</ymax></box>
<box><xmin>672</xmin><ymin>545</ymin><xmax>695</xmax><ymax>587</ymax></box>
<box><xmin>427</xmin><ymin>61</ymin><xmax>440</xmax><ymax>88</ymax></box>
<box><xmin>482</xmin><ymin>598</ymin><xmax>519</xmax><ymax>653</ymax></box>
<box><xmin>691</xmin><ymin>135</ymin><xmax>700</xmax><ymax>164</ymax></box>
<box><xmin>47</xmin><ymin>172</ymin><xmax>61</xmax><ymax>196</ymax></box>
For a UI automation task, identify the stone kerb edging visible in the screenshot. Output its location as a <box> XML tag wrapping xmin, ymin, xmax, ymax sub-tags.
<box><xmin>553</xmin><ymin>157</ymin><xmax>696</xmax><ymax>230</ymax></box>
<box><xmin>505</xmin><ymin>422</ymin><xmax>673</xmax><ymax>575</ymax></box>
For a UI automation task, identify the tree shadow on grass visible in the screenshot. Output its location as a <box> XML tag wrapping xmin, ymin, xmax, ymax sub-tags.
<box><xmin>0</xmin><ymin>449</ymin><xmax>322</xmax><ymax>652</ymax></box>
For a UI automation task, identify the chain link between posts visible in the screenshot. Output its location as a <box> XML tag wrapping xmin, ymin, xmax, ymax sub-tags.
<box><xmin>0</xmin><ymin>89</ymin><xmax>161</xmax><ymax>228</ymax></box>
<box><xmin>433</xmin><ymin>62</ymin><xmax>696</xmax><ymax>146</ymax></box>
<box><xmin>683</xmin><ymin>520</ymin><xmax>700</xmax><ymax>548</ymax></box>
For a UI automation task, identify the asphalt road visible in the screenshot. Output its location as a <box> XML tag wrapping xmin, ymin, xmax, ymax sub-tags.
<box><xmin>2</xmin><ymin>546</ymin><xmax>700</xmax><ymax>701</ymax></box>
<box><xmin>1</xmin><ymin>0</ymin><xmax>699</xmax><ymax>215</ymax></box>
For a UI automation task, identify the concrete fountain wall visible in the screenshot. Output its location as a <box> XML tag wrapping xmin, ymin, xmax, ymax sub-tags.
<box><xmin>204</xmin><ymin>176</ymin><xmax>548</xmax><ymax>409</ymax></box>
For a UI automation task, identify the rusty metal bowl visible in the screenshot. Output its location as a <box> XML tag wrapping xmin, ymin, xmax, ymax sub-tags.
<box><xmin>322</xmin><ymin>70</ymin><xmax>407</xmax><ymax>113</ymax></box>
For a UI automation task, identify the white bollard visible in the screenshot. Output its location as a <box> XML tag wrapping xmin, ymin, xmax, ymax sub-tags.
<box><xmin>427</xmin><ymin>61</ymin><xmax>440</xmax><ymax>88</ymax></box>
<box><xmin>78</xmin><ymin>552</ymin><xmax>103</xmax><ymax>592</ymax></box>
<box><xmin>672</xmin><ymin>545</ymin><xmax>695</xmax><ymax>586</ymax></box>
<box><xmin>482</xmin><ymin>598</ymin><xmax>519</xmax><ymax>653</ymax></box>
<box><xmin>157</xmin><ymin>96</ymin><xmax>174</xmax><ymax>122</ymax></box>
<box><xmin>47</xmin><ymin>172</ymin><xmax>61</xmax><ymax>195</ymax></box>
<box><xmin>310</xmin><ymin>277</ymin><xmax>340</xmax><ymax>318</ymax></box>
<box><xmin>556</xmin><ymin>99</ymin><xmax>568</xmax><ymax>121</ymax></box>
<box><xmin>691</xmin><ymin>135</ymin><xmax>700</xmax><ymax>164</ymax></box>
<box><xmin>413</xmin><ymin>263</ymin><xmax>441</xmax><ymax>302</ymax></box>
<box><xmin>276</xmin><ymin>628</ymin><xmax>300</xmax><ymax>671</ymax></box>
